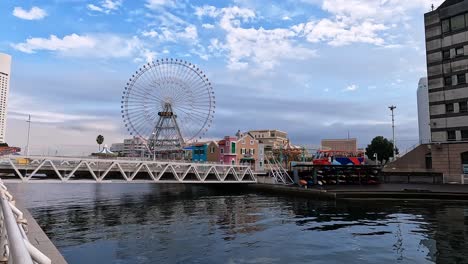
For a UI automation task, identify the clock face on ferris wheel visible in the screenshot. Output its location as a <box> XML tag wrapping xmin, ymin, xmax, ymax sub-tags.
<box><xmin>121</xmin><ymin>58</ymin><xmax>215</xmax><ymax>143</ymax></box>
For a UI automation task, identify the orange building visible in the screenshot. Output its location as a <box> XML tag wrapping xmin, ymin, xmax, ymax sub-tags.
<box><xmin>321</xmin><ymin>138</ymin><xmax>357</xmax><ymax>152</ymax></box>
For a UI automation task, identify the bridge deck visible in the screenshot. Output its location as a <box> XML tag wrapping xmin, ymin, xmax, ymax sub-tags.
<box><xmin>0</xmin><ymin>156</ymin><xmax>257</xmax><ymax>183</ymax></box>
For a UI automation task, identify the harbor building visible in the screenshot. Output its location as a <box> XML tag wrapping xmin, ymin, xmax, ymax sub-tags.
<box><xmin>426</xmin><ymin>0</ymin><xmax>468</xmax><ymax>182</ymax></box>
<box><xmin>110</xmin><ymin>137</ymin><xmax>147</xmax><ymax>157</ymax></box>
<box><xmin>206</xmin><ymin>141</ymin><xmax>219</xmax><ymax>163</ymax></box>
<box><xmin>248</xmin><ymin>129</ymin><xmax>288</xmax><ymax>152</ymax></box>
<box><xmin>391</xmin><ymin>0</ymin><xmax>468</xmax><ymax>183</ymax></box>
<box><xmin>219</xmin><ymin>136</ymin><xmax>238</xmax><ymax>165</ymax></box>
<box><xmin>321</xmin><ymin>138</ymin><xmax>357</xmax><ymax>152</ymax></box>
<box><xmin>0</xmin><ymin>53</ymin><xmax>11</xmax><ymax>143</ymax></box>
<box><xmin>417</xmin><ymin>77</ymin><xmax>431</xmax><ymax>144</ymax></box>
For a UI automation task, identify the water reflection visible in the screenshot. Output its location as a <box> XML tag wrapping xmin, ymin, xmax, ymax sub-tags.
<box><xmin>6</xmin><ymin>183</ymin><xmax>468</xmax><ymax>264</ymax></box>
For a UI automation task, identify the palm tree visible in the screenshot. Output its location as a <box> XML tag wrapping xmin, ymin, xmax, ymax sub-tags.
<box><xmin>96</xmin><ymin>135</ymin><xmax>104</xmax><ymax>151</ymax></box>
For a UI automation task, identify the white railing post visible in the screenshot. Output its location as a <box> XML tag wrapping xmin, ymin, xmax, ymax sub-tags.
<box><xmin>0</xmin><ymin>192</ymin><xmax>33</xmax><ymax>264</ymax></box>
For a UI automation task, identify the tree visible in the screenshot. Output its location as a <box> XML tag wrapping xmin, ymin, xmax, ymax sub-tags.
<box><xmin>365</xmin><ymin>136</ymin><xmax>394</xmax><ymax>164</ymax></box>
<box><xmin>96</xmin><ymin>135</ymin><xmax>104</xmax><ymax>151</ymax></box>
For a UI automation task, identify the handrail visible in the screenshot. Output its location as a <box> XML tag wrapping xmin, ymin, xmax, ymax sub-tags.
<box><xmin>0</xmin><ymin>181</ymin><xmax>51</xmax><ymax>264</ymax></box>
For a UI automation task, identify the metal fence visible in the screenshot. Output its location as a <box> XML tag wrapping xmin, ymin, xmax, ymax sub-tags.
<box><xmin>0</xmin><ymin>180</ymin><xmax>51</xmax><ymax>264</ymax></box>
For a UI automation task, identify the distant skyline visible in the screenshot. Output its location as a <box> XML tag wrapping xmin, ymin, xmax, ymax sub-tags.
<box><xmin>0</xmin><ymin>0</ymin><xmax>443</xmax><ymax>155</ymax></box>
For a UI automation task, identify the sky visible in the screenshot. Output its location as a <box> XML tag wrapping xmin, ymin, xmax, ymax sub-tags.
<box><xmin>0</xmin><ymin>0</ymin><xmax>444</xmax><ymax>155</ymax></box>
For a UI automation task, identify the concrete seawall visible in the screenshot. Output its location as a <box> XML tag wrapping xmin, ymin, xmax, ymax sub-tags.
<box><xmin>9</xmin><ymin>188</ymin><xmax>68</xmax><ymax>264</ymax></box>
<box><xmin>247</xmin><ymin>183</ymin><xmax>468</xmax><ymax>201</ymax></box>
<box><xmin>246</xmin><ymin>183</ymin><xmax>336</xmax><ymax>200</ymax></box>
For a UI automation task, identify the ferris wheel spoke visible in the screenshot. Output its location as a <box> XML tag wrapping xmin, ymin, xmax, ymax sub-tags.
<box><xmin>130</xmin><ymin>82</ymin><xmax>167</xmax><ymax>103</ymax></box>
<box><xmin>122</xmin><ymin>59</ymin><xmax>215</xmax><ymax>148</ymax></box>
<box><xmin>175</xmin><ymin>105</ymin><xmax>211</xmax><ymax>116</ymax></box>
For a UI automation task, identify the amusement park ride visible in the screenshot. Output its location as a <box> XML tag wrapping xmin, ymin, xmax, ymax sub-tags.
<box><xmin>121</xmin><ymin>58</ymin><xmax>215</xmax><ymax>159</ymax></box>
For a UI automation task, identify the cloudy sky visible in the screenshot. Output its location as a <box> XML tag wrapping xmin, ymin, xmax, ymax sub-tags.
<box><xmin>0</xmin><ymin>0</ymin><xmax>443</xmax><ymax>155</ymax></box>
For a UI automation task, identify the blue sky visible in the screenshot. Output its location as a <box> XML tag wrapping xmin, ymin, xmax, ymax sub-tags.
<box><xmin>0</xmin><ymin>0</ymin><xmax>443</xmax><ymax>155</ymax></box>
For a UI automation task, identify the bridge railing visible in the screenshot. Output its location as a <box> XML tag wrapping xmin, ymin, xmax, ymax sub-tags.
<box><xmin>2</xmin><ymin>156</ymin><xmax>257</xmax><ymax>183</ymax></box>
<box><xmin>0</xmin><ymin>180</ymin><xmax>51</xmax><ymax>264</ymax></box>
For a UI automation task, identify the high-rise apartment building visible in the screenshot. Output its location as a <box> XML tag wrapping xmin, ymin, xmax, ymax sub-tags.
<box><xmin>0</xmin><ymin>53</ymin><xmax>11</xmax><ymax>143</ymax></box>
<box><xmin>417</xmin><ymin>77</ymin><xmax>431</xmax><ymax>143</ymax></box>
<box><xmin>424</xmin><ymin>0</ymin><xmax>468</xmax><ymax>182</ymax></box>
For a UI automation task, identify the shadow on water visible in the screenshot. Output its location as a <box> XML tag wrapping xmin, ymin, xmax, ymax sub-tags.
<box><xmin>7</xmin><ymin>183</ymin><xmax>468</xmax><ymax>264</ymax></box>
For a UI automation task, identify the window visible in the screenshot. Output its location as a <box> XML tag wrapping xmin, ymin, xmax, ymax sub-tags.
<box><xmin>447</xmin><ymin>130</ymin><xmax>456</xmax><ymax>141</ymax></box>
<box><xmin>250</xmin><ymin>140</ymin><xmax>254</xmax><ymax>145</ymax></box>
<box><xmin>241</xmin><ymin>140</ymin><xmax>245</xmax><ymax>144</ymax></box>
<box><xmin>456</xmin><ymin>47</ymin><xmax>464</xmax><ymax>56</ymax></box>
<box><xmin>442</xmin><ymin>19</ymin><xmax>450</xmax><ymax>33</ymax></box>
<box><xmin>241</xmin><ymin>148</ymin><xmax>246</xmax><ymax>154</ymax></box>
<box><xmin>460</xmin><ymin>101</ymin><xmax>468</xmax><ymax>112</ymax></box>
<box><xmin>425</xmin><ymin>154</ymin><xmax>432</xmax><ymax>169</ymax></box>
<box><xmin>231</xmin><ymin>159</ymin><xmax>235</xmax><ymax>165</ymax></box>
<box><xmin>259</xmin><ymin>161</ymin><xmax>263</xmax><ymax>167</ymax></box>
<box><xmin>220</xmin><ymin>148</ymin><xmax>224</xmax><ymax>154</ymax></box>
<box><xmin>210</xmin><ymin>146</ymin><xmax>215</xmax><ymax>153</ymax></box>
<box><xmin>443</xmin><ymin>50</ymin><xmax>451</xmax><ymax>60</ymax></box>
<box><xmin>451</xmin><ymin>15</ymin><xmax>465</xmax><ymax>31</ymax></box>
<box><xmin>446</xmin><ymin>103</ymin><xmax>454</xmax><ymax>113</ymax></box>
<box><xmin>231</xmin><ymin>142</ymin><xmax>236</xmax><ymax>154</ymax></box>
<box><xmin>445</xmin><ymin>76</ymin><xmax>452</xmax><ymax>86</ymax></box>
<box><xmin>462</xmin><ymin>130</ymin><xmax>468</xmax><ymax>140</ymax></box>
<box><xmin>458</xmin><ymin>74</ymin><xmax>466</xmax><ymax>84</ymax></box>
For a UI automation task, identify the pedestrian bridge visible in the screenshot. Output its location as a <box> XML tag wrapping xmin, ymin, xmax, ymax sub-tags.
<box><xmin>0</xmin><ymin>156</ymin><xmax>257</xmax><ymax>183</ymax></box>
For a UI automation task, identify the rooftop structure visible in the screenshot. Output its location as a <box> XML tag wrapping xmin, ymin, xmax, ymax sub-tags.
<box><xmin>248</xmin><ymin>129</ymin><xmax>288</xmax><ymax>151</ymax></box>
<box><xmin>321</xmin><ymin>138</ymin><xmax>357</xmax><ymax>152</ymax></box>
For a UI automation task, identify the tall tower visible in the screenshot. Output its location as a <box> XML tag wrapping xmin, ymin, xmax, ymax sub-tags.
<box><xmin>417</xmin><ymin>77</ymin><xmax>430</xmax><ymax>144</ymax></box>
<box><xmin>0</xmin><ymin>54</ymin><xmax>11</xmax><ymax>143</ymax></box>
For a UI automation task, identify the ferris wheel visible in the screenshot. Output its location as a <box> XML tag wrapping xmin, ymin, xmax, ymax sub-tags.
<box><xmin>121</xmin><ymin>58</ymin><xmax>215</xmax><ymax>151</ymax></box>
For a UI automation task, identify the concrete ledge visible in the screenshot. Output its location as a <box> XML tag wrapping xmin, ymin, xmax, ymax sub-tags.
<box><xmin>245</xmin><ymin>183</ymin><xmax>336</xmax><ymax>200</ymax></box>
<box><xmin>10</xmin><ymin>195</ymin><xmax>68</xmax><ymax>264</ymax></box>
<box><xmin>247</xmin><ymin>183</ymin><xmax>468</xmax><ymax>201</ymax></box>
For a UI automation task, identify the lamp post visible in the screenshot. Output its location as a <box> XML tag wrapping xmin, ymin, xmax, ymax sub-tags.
<box><xmin>152</xmin><ymin>132</ymin><xmax>156</xmax><ymax>161</ymax></box>
<box><xmin>388</xmin><ymin>105</ymin><xmax>397</xmax><ymax>160</ymax></box>
<box><xmin>26</xmin><ymin>115</ymin><xmax>31</xmax><ymax>156</ymax></box>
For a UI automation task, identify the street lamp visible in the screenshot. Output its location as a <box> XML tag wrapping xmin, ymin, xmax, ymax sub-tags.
<box><xmin>152</xmin><ymin>132</ymin><xmax>156</xmax><ymax>161</ymax></box>
<box><xmin>26</xmin><ymin>115</ymin><xmax>31</xmax><ymax>156</ymax></box>
<box><xmin>388</xmin><ymin>105</ymin><xmax>397</xmax><ymax>160</ymax></box>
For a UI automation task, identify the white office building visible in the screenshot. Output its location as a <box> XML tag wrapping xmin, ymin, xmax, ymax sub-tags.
<box><xmin>0</xmin><ymin>54</ymin><xmax>11</xmax><ymax>143</ymax></box>
<box><xmin>417</xmin><ymin>77</ymin><xmax>430</xmax><ymax>144</ymax></box>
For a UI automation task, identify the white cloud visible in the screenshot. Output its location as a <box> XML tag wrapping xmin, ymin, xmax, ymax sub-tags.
<box><xmin>153</xmin><ymin>25</ymin><xmax>198</xmax><ymax>42</ymax></box>
<box><xmin>87</xmin><ymin>0</ymin><xmax>122</xmax><ymax>14</ymax></box>
<box><xmin>87</xmin><ymin>4</ymin><xmax>104</xmax><ymax>12</ymax></box>
<box><xmin>296</xmin><ymin>19</ymin><xmax>387</xmax><ymax>46</ymax></box>
<box><xmin>146</xmin><ymin>0</ymin><xmax>177</xmax><ymax>9</ymax></box>
<box><xmin>282</xmin><ymin>16</ymin><xmax>291</xmax><ymax>21</ymax></box>
<box><xmin>344</xmin><ymin>84</ymin><xmax>358</xmax><ymax>92</ymax></box>
<box><xmin>196</xmin><ymin>5</ymin><xmax>316</xmax><ymax>71</ymax></box>
<box><xmin>321</xmin><ymin>0</ymin><xmax>444</xmax><ymax>22</ymax></box>
<box><xmin>12</xmin><ymin>33</ymin><xmax>156</xmax><ymax>61</ymax></box>
<box><xmin>12</xmin><ymin>6</ymin><xmax>47</xmax><ymax>20</ymax></box>
<box><xmin>202</xmin><ymin>23</ymin><xmax>215</xmax><ymax>29</ymax></box>
<box><xmin>142</xmin><ymin>30</ymin><xmax>158</xmax><ymax>38</ymax></box>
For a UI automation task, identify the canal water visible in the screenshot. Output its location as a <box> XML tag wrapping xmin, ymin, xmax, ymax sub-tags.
<box><xmin>6</xmin><ymin>183</ymin><xmax>468</xmax><ymax>264</ymax></box>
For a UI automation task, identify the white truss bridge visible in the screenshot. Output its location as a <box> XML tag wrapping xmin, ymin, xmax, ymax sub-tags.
<box><xmin>0</xmin><ymin>156</ymin><xmax>256</xmax><ymax>183</ymax></box>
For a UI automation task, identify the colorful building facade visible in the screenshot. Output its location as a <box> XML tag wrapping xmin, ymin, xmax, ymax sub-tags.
<box><xmin>191</xmin><ymin>143</ymin><xmax>208</xmax><ymax>162</ymax></box>
<box><xmin>206</xmin><ymin>141</ymin><xmax>219</xmax><ymax>163</ymax></box>
<box><xmin>236</xmin><ymin>133</ymin><xmax>259</xmax><ymax>170</ymax></box>
<box><xmin>219</xmin><ymin>136</ymin><xmax>237</xmax><ymax>165</ymax></box>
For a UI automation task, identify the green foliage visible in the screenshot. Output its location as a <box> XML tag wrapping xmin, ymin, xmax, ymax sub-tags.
<box><xmin>365</xmin><ymin>136</ymin><xmax>394</xmax><ymax>164</ymax></box>
<box><xmin>96</xmin><ymin>135</ymin><xmax>104</xmax><ymax>145</ymax></box>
